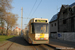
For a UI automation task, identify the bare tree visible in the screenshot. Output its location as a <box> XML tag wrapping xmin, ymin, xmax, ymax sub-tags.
<box><xmin>5</xmin><ymin>12</ymin><xmax>18</xmax><ymax>36</ymax></box>
<box><xmin>0</xmin><ymin>0</ymin><xmax>13</xmax><ymax>35</ymax></box>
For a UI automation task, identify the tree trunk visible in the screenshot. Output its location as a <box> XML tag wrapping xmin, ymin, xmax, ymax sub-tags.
<box><xmin>6</xmin><ymin>24</ymin><xmax>9</xmax><ymax>36</ymax></box>
<box><xmin>1</xmin><ymin>18</ymin><xmax>3</xmax><ymax>35</ymax></box>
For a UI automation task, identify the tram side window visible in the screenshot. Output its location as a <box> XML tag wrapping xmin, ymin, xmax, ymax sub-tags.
<box><xmin>31</xmin><ymin>23</ymin><xmax>35</xmax><ymax>33</ymax></box>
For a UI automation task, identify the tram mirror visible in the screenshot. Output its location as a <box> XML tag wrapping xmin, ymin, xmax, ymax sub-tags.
<box><xmin>31</xmin><ymin>23</ymin><xmax>33</xmax><ymax>25</ymax></box>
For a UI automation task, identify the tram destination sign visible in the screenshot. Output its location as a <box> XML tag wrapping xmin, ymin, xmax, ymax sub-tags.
<box><xmin>35</xmin><ymin>20</ymin><xmax>47</xmax><ymax>23</ymax></box>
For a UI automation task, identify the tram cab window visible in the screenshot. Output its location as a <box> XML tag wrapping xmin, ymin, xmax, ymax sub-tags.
<box><xmin>31</xmin><ymin>23</ymin><xmax>48</xmax><ymax>33</ymax></box>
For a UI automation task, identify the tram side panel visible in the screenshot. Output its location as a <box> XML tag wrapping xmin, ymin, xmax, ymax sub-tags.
<box><xmin>24</xmin><ymin>26</ymin><xmax>29</xmax><ymax>42</ymax></box>
<box><xmin>23</xmin><ymin>29</ymin><xmax>27</xmax><ymax>40</ymax></box>
<box><xmin>28</xmin><ymin>23</ymin><xmax>35</xmax><ymax>44</ymax></box>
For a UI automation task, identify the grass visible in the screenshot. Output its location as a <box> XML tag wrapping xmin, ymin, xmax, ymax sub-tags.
<box><xmin>0</xmin><ymin>35</ymin><xmax>16</xmax><ymax>42</ymax></box>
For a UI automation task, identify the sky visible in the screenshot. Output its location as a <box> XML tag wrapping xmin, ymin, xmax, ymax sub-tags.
<box><xmin>11</xmin><ymin>0</ymin><xmax>75</xmax><ymax>29</ymax></box>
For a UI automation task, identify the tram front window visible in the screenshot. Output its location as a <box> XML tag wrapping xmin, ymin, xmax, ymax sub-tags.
<box><xmin>32</xmin><ymin>23</ymin><xmax>48</xmax><ymax>33</ymax></box>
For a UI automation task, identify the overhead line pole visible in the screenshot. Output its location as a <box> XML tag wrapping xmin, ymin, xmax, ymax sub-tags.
<box><xmin>21</xmin><ymin>7</ymin><xmax>23</xmax><ymax>30</ymax></box>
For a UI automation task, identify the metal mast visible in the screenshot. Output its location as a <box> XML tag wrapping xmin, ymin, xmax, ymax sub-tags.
<box><xmin>21</xmin><ymin>7</ymin><xmax>23</xmax><ymax>30</ymax></box>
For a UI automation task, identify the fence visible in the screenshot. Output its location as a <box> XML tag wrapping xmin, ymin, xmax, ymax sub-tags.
<box><xmin>57</xmin><ymin>32</ymin><xmax>75</xmax><ymax>42</ymax></box>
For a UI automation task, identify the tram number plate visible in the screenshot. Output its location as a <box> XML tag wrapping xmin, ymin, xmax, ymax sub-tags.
<box><xmin>40</xmin><ymin>38</ymin><xmax>44</xmax><ymax>40</ymax></box>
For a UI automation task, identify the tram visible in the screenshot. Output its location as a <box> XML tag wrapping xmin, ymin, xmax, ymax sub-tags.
<box><xmin>23</xmin><ymin>18</ymin><xmax>49</xmax><ymax>44</ymax></box>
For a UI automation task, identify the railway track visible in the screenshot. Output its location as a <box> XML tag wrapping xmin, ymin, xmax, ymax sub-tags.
<box><xmin>0</xmin><ymin>36</ymin><xmax>61</xmax><ymax>50</ymax></box>
<box><xmin>0</xmin><ymin>37</ymin><xmax>17</xmax><ymax>50</ymax></box>
<box><xmin>34</xmin><ymin>45</ymin><xmax>49</xmax><ymax>50</ymax></box>
<box><xmin>7</xmin><ymin>37</ymin><xmax>17</xmax><ymax>50</ymax></box>
<box><xmin>0</xmin><ymin>41</ymin><xmax>9</xmax><ymax>47</ymax></box>
<box><xmin>31</xmin><ymin>44</ymin><xmax>59</xmax><ymax>50</ymax></box>
<box><xmin>7</xmin><ymin>42</ymin><xmax>14</xmax><ymax>50</ymax></box>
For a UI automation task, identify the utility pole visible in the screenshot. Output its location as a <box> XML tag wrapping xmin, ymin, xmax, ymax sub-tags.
<box><xmin>21</xmin><ymin>7</ymin><xmax>23</xmax><ymax>30</ymax></box>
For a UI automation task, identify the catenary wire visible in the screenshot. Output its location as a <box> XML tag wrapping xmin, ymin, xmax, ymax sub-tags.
<box><xmin>30</xmin><ymin>0</ymin><xmax>42</xmax><ymax>18</ymax></box>
<box><xmin>25</xmin><ymin>0</ymin><xmax>37</xmax><ymax>26</ymax></box>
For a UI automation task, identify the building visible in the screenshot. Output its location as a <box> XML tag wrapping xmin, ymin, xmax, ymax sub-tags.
<box><xmin>13</xmin><ymin>27</ymin><xmax>21</xmax><ymax>35</ymax></box>
<box><xmin>49</xmin><ymin>2</ymin><xmax>75</xmax><ymax>42</ymax></box>
<box><xmin>49</xmin><ymin>13</ymin><xmax>58</xmax><ymax>38</ymax></box>
<box><xmin>57</xmin><ymin>2</ymin><xmax>75</xmax><ymax>42</ymax></box>
<box><xmin>0</xmin><ymin>27</ymin><xmax>6</xmax><ymax>35</ymax></box>
<box><xmin>58</xmin><ymin>2</ymin><xmax>75</xmax><ymax>32</ymax></box>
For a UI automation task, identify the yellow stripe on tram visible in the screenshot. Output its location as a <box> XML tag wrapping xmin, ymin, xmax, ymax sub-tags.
<box><xmin>40</xmin><ymin>33</ymin><xmax>45</xmax><ymax>38</ymax></box>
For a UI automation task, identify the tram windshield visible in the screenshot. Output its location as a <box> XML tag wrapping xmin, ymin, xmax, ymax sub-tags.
<box><xmin>31</xmin><ymin>23</ymin><xmax>48</xmax><ymax>33</ymax></box>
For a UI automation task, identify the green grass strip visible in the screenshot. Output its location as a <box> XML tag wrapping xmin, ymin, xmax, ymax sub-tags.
<box><xmin>0</xmin><ymin>35</ymin><xmax>15</xmax><ymax>42</ymax></box>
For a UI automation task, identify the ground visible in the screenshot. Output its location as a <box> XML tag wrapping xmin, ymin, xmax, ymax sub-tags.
<box><xmin>0</xmin><ymin>36</ymin><xmax>75</xmax><ymax>50</ymax></box>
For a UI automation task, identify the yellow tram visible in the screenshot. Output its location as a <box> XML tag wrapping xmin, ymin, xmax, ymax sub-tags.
<box><xmin>23</xmin><ymin>18</ymin><xmax>49</xmax><ymax>44</ymax></box>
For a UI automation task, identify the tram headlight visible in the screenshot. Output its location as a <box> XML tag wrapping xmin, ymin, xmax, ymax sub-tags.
<box><xmin>35</xmin><ymin>38</ymin><xmax>40</xmax><ymax>40</ymax></box>
<box><xmin>38</xmin><ymin>38</ymin><xmax>40</xmax><ymax>40</ymax></box>
<box><xmin>44</xmin><ymin>38</ymin><xmax>46</xmax><ymax>40</ymax></box>
<box><xmin>44</xmin><ymin>38</ymin><xmax>48</xmax><ymax>40</ymax></box>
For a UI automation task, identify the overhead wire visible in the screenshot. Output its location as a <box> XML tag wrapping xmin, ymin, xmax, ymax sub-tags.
<box><xmin>26</xmin><ymin>0</ymin><xmax>42</xmax><ymax>25</ymax></box>
<box><xmin>30</xmin><ymin>0</ymin><xmax>42</xmax><ymax>18</ymax></box>
<box><xmin>28</xmin><ymin>0</ymin><xmax>37</xmax><ymax>17</ymax></box>
<box><xmin>25</xmin><ymin>0</ymin><xmax>42</xmax><ymax>27</ymax></box>
<box><xmin>25</xmin><ymin>0</ymin><xmax>37</xmax><ymax>26</ymax></box>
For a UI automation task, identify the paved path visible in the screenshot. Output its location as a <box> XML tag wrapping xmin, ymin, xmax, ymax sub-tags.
<box><xmin>0</xmin><ymin>36</ymin><xmax>55</xmax><ymax>50</ymax></box>
<box><xmin>49</xmin><ymin>38</ymin><xmax>75</xmax><ymax>50</ymax></box>
<box><xmin>1</xmin><ymin>36</ymin><xmax>75</xmax><ymax>50</ymax></box>
<box><xmin>0</xmin><ymin>36</ymin><xmax>34</xmax><ymax>50</ymax></box>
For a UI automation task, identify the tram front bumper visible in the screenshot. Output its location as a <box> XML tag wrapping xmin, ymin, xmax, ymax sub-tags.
<box><xmin>32</xmin><ymin>40</ymin><xmax>49</xmax><ymax>44</ymax></box>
